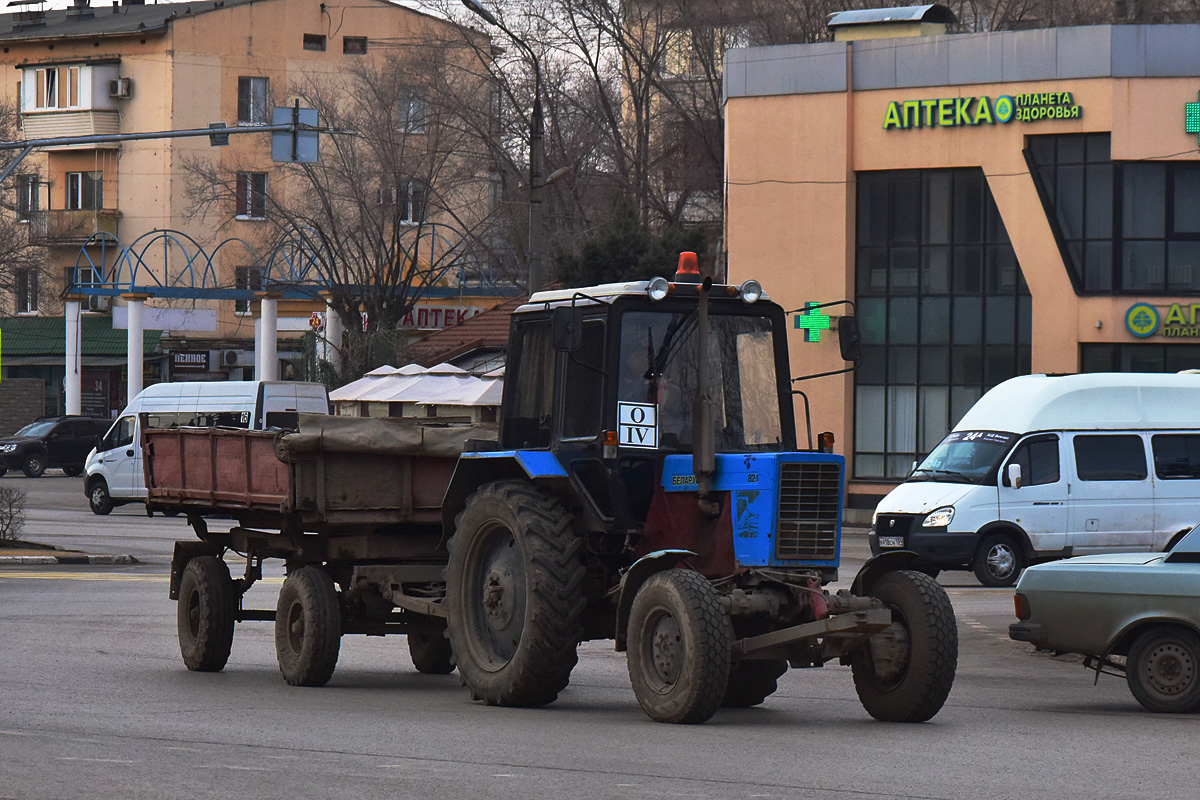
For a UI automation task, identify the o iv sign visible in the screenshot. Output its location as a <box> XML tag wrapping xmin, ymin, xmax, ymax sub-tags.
<box><xmin>618</xmin><ymin>402</ymin><xmax>658</xmax><ymax>448</ymax></box>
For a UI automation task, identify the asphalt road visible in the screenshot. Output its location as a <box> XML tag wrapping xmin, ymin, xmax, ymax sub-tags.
<box><xmin>2</xmin><ymin>475</ymin><xmax>1197</xmax><ymax>799</ymax></box>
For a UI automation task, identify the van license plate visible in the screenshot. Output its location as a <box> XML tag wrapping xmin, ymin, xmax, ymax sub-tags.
<box><xmin>878</xmin><ymin>536</ymin><xmax>904</xmax><ymax>548</ymax></box>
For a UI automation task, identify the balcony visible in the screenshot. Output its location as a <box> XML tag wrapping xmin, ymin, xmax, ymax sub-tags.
<box><xmin>28</xmin><ymin>209</ymin><xmax>120</xmax><ymax>246</ymax></box>
<box><xmin>21</xmin><ymin>110</ymin><xmax>120</xmax><ymax>148</ymax></box>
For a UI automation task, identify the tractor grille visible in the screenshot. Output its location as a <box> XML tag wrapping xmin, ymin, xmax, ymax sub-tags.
<box><xmin>776</xmin><ymin>461</ymin><xmax>841</xmax><ymax>560</ymax></box>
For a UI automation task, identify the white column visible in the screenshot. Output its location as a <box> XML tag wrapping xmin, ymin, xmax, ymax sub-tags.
<box><xmin>65</xmin><ymin>300</ymin><xmax>81</xmax><ymax>415</ymax></box>
<box><xmin>260</xmin><ymin>296</ymin><xmax>278</xmax><ymax>381</ymax></box>
<box><xmin>324</xmin><ymin>299</ymin><xmax>343</xmax><ymax>373</ymax></box>
<box><xmin>254</xmin><ymin>315</ymin><xmax>263</xmax><ymax>380</ymax></box>
<box><xmin>126</xmin><ymin>297</ymin><xmax>144</xmax><ymax>404</ymax></box>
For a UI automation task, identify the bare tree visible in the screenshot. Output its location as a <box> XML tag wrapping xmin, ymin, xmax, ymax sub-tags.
<box><xmin>0</xmin><ymin>100</ymin><xmax>49</xmax><ymax>316</ymax></box>
<box><xmin>184</xmin><ymin>28</ymin><xmax>501</xmax><ymax>361</ymax></box>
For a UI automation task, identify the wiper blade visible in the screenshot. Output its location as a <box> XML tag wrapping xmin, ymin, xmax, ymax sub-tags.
<box><xmin>913</xmin><ymin>467</ymin><xmax>974</xmax><ymax>482</ymax></box>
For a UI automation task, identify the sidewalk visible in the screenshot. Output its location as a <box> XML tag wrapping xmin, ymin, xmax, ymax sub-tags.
<box><xmin>0</xmin><ymin>543</ymin><xmax>136</xmax><ymax>565</ymax></box>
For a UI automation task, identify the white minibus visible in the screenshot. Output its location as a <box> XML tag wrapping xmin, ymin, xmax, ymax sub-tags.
<box><xmin>870</xmin><ymin>373</ymin><xmax>1200</xmax><ymax>586</ymax></box>
<box><xmin>84</xmin><ymin>381</ymin><xmax>329</xmax><ymax>514</ymax></box>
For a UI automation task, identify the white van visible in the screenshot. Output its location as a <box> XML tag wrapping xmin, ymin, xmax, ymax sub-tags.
<box><xmin>84</xmin><ymin>381</ymin><xmax>330</xmax><ymax>515</ymax></box>
<box><xmin>870</xmin><ymin>373</ymin><xmax>1200</xmax><ymax>587</ymax></box>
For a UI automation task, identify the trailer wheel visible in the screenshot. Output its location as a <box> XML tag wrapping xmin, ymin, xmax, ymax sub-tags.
<box><xmin>408</xmin><ymin>629</ymin><xmax>455</xmax><ymax>675</ymax></box>
<box><xmin>850</xmin><ymin>570</ymin><xmax>958</xmax><ymax>723</ymax></box>
<box><xmin>627</xmin><ymin>569</ymin><xmax>731</xmax><ymax>724</ymax></box>
<box><xmin>446</xmin><ymin>481</ymin><xmax>584</xmax><ymax>708</ymax></box>
<box><xmin>177</xmin><ymin>556</ymin><xmax>236</xmax><ymax>672</ymax></box>
<box><xmin>275</xmin><ymin>566</ymin><xmax>342</xmax><ymax>687</ymax></box>
<box><xmin>1126</xmin><ymin>625</ymin><xmax>1200</xmax><ymax>713</ymax></box>
<box><xmin>722</xmin><ymin>659</ymin><xmax>789</xmax><ymax>708</ymax></box>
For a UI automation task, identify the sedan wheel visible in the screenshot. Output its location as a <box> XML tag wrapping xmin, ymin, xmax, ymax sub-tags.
<box><xmin>1127</xmin><ymin>626</ymin><xmax>1200</xmax><ymax>713</ymax></box>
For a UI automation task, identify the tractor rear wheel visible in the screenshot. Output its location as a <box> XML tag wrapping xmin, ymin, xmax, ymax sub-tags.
<box><xmin>850</xmin><ymin>570</ymin><xmax>958</xmax><ymax>722</ymax></box>
<box><xmin>627</xmin><ymin>569</ymin><xmax>731</xmax><ymax>724</ymax></box>
<box><xmin>446</xmin><ymin>481</ymin><xmax>584</xmax><ymax>707</ymax></box>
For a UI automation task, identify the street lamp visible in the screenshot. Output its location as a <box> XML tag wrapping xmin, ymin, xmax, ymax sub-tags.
<box><xmin>461</xmin><ymin>0</ymin><xmax>547</xmax><ymax>294</ymax></box>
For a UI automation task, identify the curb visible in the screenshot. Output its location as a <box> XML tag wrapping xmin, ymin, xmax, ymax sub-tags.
<box><xmin>0</xmin><ymin>554</ymin><xmax>137</xmax><ymax>565</ymax></box>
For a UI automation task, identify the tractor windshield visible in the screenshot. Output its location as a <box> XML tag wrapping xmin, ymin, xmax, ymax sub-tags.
<box><xmin>618</xmin><ymin>310</ymin><xmax>783</xmax><ymax>452</ymax></box>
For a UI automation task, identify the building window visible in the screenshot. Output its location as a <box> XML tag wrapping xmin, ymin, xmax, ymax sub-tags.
<box><xmin>16</xmin><ymin>175</ymin><xmax>38</xmax><ymax>221</ymax></box>
<box><xmin>854</xmin><ymin>168</ymin><xmax>1031</xmax><ymax>480</ymax></box>
<box><xmin>1081</xmin><ymin>342</ymin><xmax>1200</xmax><ymax>373</ymax></box>
<box><xmin>65</xmin><ymin>171</ymin><xmax>103</xmax><ymax>210</ymax></box>
<box><xmin>1029</xmin><ymin>133</ymin><xmax>1200</xmax><ymax>294</ymax></box>
<box><xmin>14</xmin><ymin>269</ymin><xmax>37</xmax><ymax>313</ymax></box>
<box><xmin>303</xmin><ymin>34</ymin><xmax>327</xmax><ymax>51</ymax></box>
<box><xmin>343</xmin><ymin>36</ymin><xmax>368</xmax><ymax>54</ymax></box>
<box><xmin>67</xmin><ymin>65</ymin><xmax>80</xmax><ymax>107</ymax></box>
<box><xmin>36</xmin><ymin>67</ymin><xmax>57</xmax><ymax>109</ymax></box>
<box><xmin>377</xmin><ymin>176</ymin><xmax>426</xmax><ymax>224</ymax></box>
<box><xmin>237</xmin><ymin>76</ymin><xmax>270</xmax><ymax>124</ymax></box>
<box><xmin>397</xmin><ymin>87</ymin><xmax>427</xmax><ymax>134</ymax></box>
<box><xmin>235</xmin><ymin>266</ymin><xmax>263</xmax><ymax>313</ymax></box>
<box><xmin>235</xmin><ymin>172</ymin><xmax>267</xmax><ymax>219</ymax></box>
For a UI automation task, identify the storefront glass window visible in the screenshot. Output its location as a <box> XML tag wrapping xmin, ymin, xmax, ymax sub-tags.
<box><xmin>1081</xmin><ymin>344</ymin><xmax>1200</xmax><ymax>373</ymax></box>
<box><xmin>1030</xmin><ymin>134</ymin><xmax>1200</xmax><ymax>294</ymax></box>
<box><xmin>854</xmin><ymin>169</ymin><xmax>1031</xmax><ymax>480</ymax></box>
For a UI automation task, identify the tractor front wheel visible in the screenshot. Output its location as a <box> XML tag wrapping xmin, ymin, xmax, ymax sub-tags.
<box><xmin>850</xmin><ymin>570</ymin><xmax>958</xmax><ymax>722</ymax></box>
<box><xmin>627</xmin><ymin>569</ymin><xmax>731</xmax><ymax>724</ymax></box>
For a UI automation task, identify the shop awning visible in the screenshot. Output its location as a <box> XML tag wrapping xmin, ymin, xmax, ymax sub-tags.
<box><xmin>0</xmin><ymin>315</ymin><xmax>162</xmax><ymax>357</ymax></box>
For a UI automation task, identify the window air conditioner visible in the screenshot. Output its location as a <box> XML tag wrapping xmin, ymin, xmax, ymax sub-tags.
<box><xmin>108</xmin><ymin>78</ymin><xmax>132</xmax><ymax>99</ymax></box>
<box><xmin>222</xmin><ymin>350</ymin><xmax>240</xmax><ymax>367</ymax></box>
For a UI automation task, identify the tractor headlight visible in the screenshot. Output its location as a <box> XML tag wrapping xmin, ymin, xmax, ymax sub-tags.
<box><xmin>647</xmin><ymin>276</ymin><xmax>671</xmax><ymax>301</ymax></box>
<box><xmin>922</xmin><ymin>506</ymin><xmax>955</xmax><ymax>528</ymax></box>
<box><xmin>739</xmin><ymin>280</ymin><xmax>762</xmax><ymax>303</ymax></box>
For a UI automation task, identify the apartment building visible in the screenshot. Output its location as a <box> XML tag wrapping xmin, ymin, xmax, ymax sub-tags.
<box><xmin>0</xmin><ymin>0</ymin><xmax>497</xmax><ymax>417</ymax></box>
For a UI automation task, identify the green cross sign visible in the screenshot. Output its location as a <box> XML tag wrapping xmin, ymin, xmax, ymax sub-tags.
<box><xmin>1187</xmin><ymin>92</ymin><xmax>1200</xmax><ymax>144</ymax></box>
<box><xmin>794</xmin><ymin>302</ymin><xmax>831</xmax><ymax>342</ymax></box>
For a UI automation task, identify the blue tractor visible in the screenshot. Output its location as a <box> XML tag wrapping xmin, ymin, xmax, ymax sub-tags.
<box><xmin>439</xmin><ymin>255</ymin><xmax>958</xmax><ymax>724</ymax></box>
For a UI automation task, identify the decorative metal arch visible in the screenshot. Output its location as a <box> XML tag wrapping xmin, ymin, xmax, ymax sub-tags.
<box><xmin>64</xmin><ymin>223</ymin><xmax>494</xmax><ymax>301</ymax></box>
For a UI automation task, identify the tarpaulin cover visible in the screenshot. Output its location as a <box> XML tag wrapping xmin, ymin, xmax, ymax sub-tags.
<box><xmin>278</xmin><ymin>413</ymin><xmax>497</xmax><ymax>460</ymax></box>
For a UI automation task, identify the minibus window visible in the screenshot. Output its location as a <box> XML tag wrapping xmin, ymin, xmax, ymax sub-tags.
<box><xmin>1005</xmin><ymin>436</ymin><xmax>1060</xmax><ymax>486</ymax></box>
<box><xmin>1152</xmin><ymin>434</ymin><xmax>1200</xmax><ymax>480</ymax></box>
<box><xmin>1074</xmin><ymin>435</ymin><xmax>1147</xmax><ymax>481</ymax></box>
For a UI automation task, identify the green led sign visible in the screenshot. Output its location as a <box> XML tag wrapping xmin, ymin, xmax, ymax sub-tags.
<box><xmin>795</xmin><ymin>303</ymin><xmax>831</xmax><ymax>342</ymax></box>
<box><xmin>883</xmin><ymin>92</ymin><xmax>1081</xmax><ymax>130</ymax></box>
<box><xmin>1186</xmin><ymin>92</ymin><xmax>1200</xmax><ymax>144</ymax></box>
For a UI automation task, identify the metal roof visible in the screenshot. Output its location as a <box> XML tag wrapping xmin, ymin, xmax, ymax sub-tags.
<box><xmin>0</xmin><ymin>0</ymin><xmax>256</xmax><ymax>41</ymax></box>
<box><xmin>826</xmin><ymin>4</ymin><xmax>957</xmax><ymax>28</ymax></box>
<box><xmin>0</xmin><ymin>315</ymin><xmax>161</xmax><ymax>356</ymax></box>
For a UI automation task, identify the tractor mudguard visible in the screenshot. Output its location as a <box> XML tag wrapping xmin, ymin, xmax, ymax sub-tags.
<box><xmin>169</xmin><ymin>540</ymin><xmax>224</xmax><ymax>600</ymax></box>
<box><xmin>440</xmin><ymin>451</ymin><xmax>570</xmax><ymax>538</ymax></box>
<box><xmin>614</xmin><ymin>549</ymin><xmax>696</xmax><ymax>651</ymax></box>
<box><xmin>850</xmin><ymin>550</ymin><xmax>919</xmax><ymax>597</ymax></box>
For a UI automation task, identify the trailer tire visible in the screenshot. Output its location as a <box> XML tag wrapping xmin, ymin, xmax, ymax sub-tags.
<box><xmin>627</xmin><ymin>569</ymin><xmax>731</xmax><ymax>724</ymax></box>
<box><xmin>446</xmin><ymin>481</ymin><xmax>584</xmax><ymax>708</ymax></box>
<box><xmin>408</xmin><ymin>629</ymin><xmax>455</xmax><ymax>675</ymax></box>
<box><xmin>722</xmin><ymin>659</ymin><xmax>789</xmax><ymax>708</ymax></box>
<box><xmin>275</xmin><ymin>566</ymin><xmax>342</xmax><ymax>687</ymax></box>
<box><xmin>850</xmin><ymin>569</ymin><xmax>957</xmax><ymax>723</ymax></box>
<box><xmin>177</xmin><ymin>555</ymin><xmax>236</xmax><ymax>672</ymax></box>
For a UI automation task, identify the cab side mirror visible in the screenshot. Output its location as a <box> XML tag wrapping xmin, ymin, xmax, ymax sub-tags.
<box><xmin>552</xmin><ymin>307</ymin><xmax>583</xmax><ymax>353</ymax></box>
<box><xmin>838</xmin><ymin>316</ymin><xmax>861</xmax><ymax>364</ymax></box>
<box><xmin>1007</xmin><ymin>462</ymin><xmax>1023</xmax><ymax>489</ymax></box>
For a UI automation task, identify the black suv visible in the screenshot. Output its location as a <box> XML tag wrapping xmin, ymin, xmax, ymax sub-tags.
<box><xmin>0</xmin><ymin>416</ymin><xmax>113</xmax><ymax>478</ymax></box>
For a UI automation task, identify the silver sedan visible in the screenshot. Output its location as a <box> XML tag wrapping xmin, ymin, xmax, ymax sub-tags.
<box><xmin>1010</xmin><ymin>525</ymin><xmax>1200</xmax><ymax>713</ymax></box>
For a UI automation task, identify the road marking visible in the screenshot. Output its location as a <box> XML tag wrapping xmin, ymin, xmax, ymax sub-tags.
<box><xmin>0</xmin><ymin>572</ymin><xmax>284</xmax><ymax>584</ymax></box>
<box><xmin>56</xmin><ymin>757</ymin><xmax>138</xmax><ymax>764</ymax></box>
